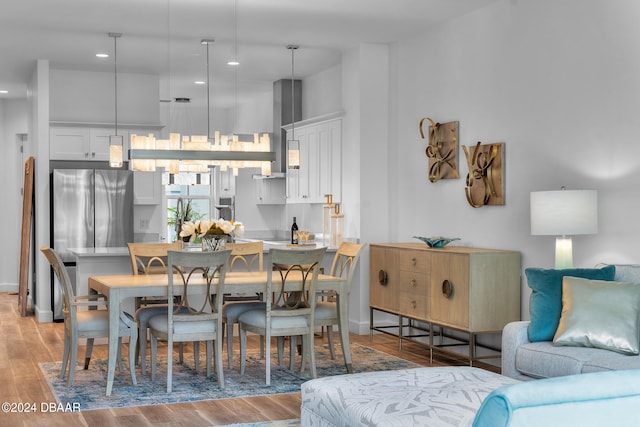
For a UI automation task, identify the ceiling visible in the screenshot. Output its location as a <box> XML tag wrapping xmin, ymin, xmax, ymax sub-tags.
<box><xmin>0</xmin><ymin>0</ymin><xmax>498</xmax><ymax>109</ymax></box>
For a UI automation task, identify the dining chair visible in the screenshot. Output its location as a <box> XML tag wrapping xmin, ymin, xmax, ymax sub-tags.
<box><xmin>221</xmin><ymin>241</ymin><xmax>265</xmax><ymax>368</ymax></box>
<box><xmin>127</xmin><ymin>241</ymin><xmax>183</xmax><ymax>376</ymax></box>
<box><xmin>314</xmin><ymin>242</ymin><xmax>365</xmax><ymax>363</ymax></box>
<box><xmin>148</xmin><ymin>249</ymin><xmax>231</xmax><ymax>392</ymax></box>
<box><xmin>238</xmin><ymin>247</ymin><xmax>327</xmax><ymax>385</ymax></box>
<box><xmin>40</xmin><ymin>246</ymin><xmax>137</xmax><ymax>388</ymax></box>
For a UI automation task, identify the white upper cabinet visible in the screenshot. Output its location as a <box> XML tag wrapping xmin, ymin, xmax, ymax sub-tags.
<box><xmin>50</xmin><ymin>124</ymin><xmax>161</xmax><ymax>162</ymax></box>
<box><xmin>50</xmin><ymin>125</ymin><xmax>126</xmax><ymax>161</ymax></box>
<box><xmin>284</xmin><ymin>114</ymin><xmax>342</xmax><ymax>204</ymax></box>
<box><xmin>50</xmin><ymin>127</ymin><xmax>91</xmax><ymax>160</ymax></box>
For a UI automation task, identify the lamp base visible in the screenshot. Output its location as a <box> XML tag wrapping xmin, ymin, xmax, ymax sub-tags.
<box><xmin>555</xmin><ymin>237</ymin><xmax>573</xmax><ymax>269</ymax></box>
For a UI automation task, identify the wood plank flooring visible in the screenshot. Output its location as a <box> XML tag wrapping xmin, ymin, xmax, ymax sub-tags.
<box><xmin>0</xmin><ymin>292</ymin><xmax>495</xmax><ymax>426</ymax></box>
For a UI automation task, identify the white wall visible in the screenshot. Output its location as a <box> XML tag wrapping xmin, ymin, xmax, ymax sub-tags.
<box><xmin>32</xmin><ymin>60</ymin><xmax>52</xmax><ymax>322</ymax></box>
<box><xmin>303</xmin><ymin>65</ymin><xmax>342</xmax><ymax>119</ymax></box>
<box><xmin>384</xmin><ymin>0</ymin><xmax>640</xmax><ymax>320</ymax></box>
<box><xmin>344</xmin><ymin>43</ymin><xmax>390</xmax><ymax>333</ymax></box>
<box><xmin>0</xmin><ymin>99</ymin><xmax>28</xmax><ymax>292</ymax></box>
<box><xmin>50</xmin><ymin>69</ymin><xmax>160</xmax><ymax>125</ymax></box>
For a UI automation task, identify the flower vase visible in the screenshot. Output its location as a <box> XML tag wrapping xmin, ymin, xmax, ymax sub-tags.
<box><xmin>201</xmin><ymin>235</ymin><xmax>228</xmax><ymax>252</ymax></box>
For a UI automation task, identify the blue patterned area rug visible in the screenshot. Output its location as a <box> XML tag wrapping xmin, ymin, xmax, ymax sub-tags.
<box><xmin>217</xmin><ymin>420</ymin><xmax>300</xmax><ymax>427</ymax></box>
<box><xmin>40</xmin><ymin>343</ymin><xmax>420</xmax><ymax>411</ymax></box>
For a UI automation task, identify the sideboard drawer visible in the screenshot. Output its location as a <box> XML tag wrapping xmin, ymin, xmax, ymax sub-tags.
<box><xmin>398</xmin><ymin>291</ymin><xmax>428</xmax><ymax>320</ymax></box>
<box><xmin>398</xmin><ymin>270</ymin><xmax>429</xmax><ymax>292</ymax></box>
<box><xmin>399</xmin><ymin>251</ymin><xmax>431</xmax><ymax>273</ymax></box>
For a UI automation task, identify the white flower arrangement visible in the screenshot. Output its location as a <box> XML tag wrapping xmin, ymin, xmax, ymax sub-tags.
<box><xmin>179</xmin><ymin>219</ymin><xmax>244</xmax><ymax>243</ymax></box>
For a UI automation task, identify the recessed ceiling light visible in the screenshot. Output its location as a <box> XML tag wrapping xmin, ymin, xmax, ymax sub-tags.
<box><xmin>194</xmin><ymin>81</ymin><xmax>205</xmax><ymax>85</ymax></box>
<box><xmin>227</xmin><ymin>60</ymin><xmax>240</xmax><ymax>66</ymax></box>
<box><xmin>96</xmin><ymin>53</ymin><xmax>109</xmax><ymax>58</ymax></box>
<box><xmin>0</xmin><ymin>90</ymin><xmax>7</xmax><ymax>94</ymax></box>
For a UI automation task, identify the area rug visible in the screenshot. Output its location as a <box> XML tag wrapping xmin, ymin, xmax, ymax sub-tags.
<box><xmin>217</xmin><ymin>420</ymin><xmax>300</xmax><ymax>427</ymax></box>
<box><xmin>40</xmin><ymin>343</ymin><xmax>420</xmax><ymax>411</ymax></box>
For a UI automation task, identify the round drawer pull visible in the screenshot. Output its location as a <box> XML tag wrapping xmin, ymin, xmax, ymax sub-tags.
<box><xmin>442</xmin><ymin>280</ymin><xmax>453</xmax><ymax>299</ymax></box>
<box><xmin>411</xmin><ymin>257</ymin><xmax>417</xmax><ymax>266</ymax></box>
<box><xmin>410</xmin><ymin>279</ymin><xmax>417</xmax><ymax>287</ymax></box>
<box><xmin>378</xmin><ymin>270</ymin><xmax>388</xmax><ymax>286</ymax></box>
<box><xmin>411</xmin><ymin>300</ymin><xmax>417</xmax><ymax>309</ymax></box>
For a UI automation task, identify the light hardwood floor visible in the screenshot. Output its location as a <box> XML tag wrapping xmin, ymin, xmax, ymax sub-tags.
<box><xmin>0</xmin><ymin>292</ymin><xmax>493</xmax><ymax>426</ymax></box>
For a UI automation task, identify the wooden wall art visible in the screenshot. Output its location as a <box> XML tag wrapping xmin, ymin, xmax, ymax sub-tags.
<box><xmin>419</xmin><ymin>117</ymin><xmax>460</xmax><ymax>183</ymax></box>
<box><xmin>19</xmin><ymin>156</ymin><xmax>35</xmax><ymax>316</ymax></box>
<box><xmin>462</xmin><ymin>141</ymin><xmax>505</xmax><ymax>208</ymax></box>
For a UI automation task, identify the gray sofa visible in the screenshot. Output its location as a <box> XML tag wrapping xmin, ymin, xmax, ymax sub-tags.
<box><xmin>502</xmin><ymin>263</ymin><xmax>640</xmax><ymax>381</ymax></box>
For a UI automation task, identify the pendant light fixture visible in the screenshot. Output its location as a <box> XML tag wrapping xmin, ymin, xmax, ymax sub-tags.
<box><xmin>227</xmin><ymin>0</ymin><xmax>240</xmax><ymax>66</ymax></box>
<box><xmin>128</xmin><ymin>6</ymin><xmax>275</xmax><ymax>173</ymax></box>
<box><xmin>108</xmin><ymin>32</ymin><xmax>124</xmax><ymax>168</ymax></box>
<box><xmin>287</xmin><ymin>45</ymin><xmax>300</xmax><ymax>169</ymax></box>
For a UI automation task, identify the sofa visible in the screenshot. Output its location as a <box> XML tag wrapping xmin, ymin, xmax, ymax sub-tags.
<box><xmin>502</xmin><ymin>263</ymin><xmax>640</xmax><ymax>381</ymax></box>
<box><xmin>473</xmin><ymin>369</ymin><xmax>640</xmax><ymax>427</ymax></box>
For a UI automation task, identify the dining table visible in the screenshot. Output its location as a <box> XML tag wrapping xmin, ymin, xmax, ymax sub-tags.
<box><xmin>89</xmin><ymin>270</ymin><xmax>350</xmax><ymax>396</ymax></box>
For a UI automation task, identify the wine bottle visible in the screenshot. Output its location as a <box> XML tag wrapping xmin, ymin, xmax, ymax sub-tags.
<box><xmin>291</xmin><ymin>217</ymin><xmax>299</xmax><ymax>244</ymax></box>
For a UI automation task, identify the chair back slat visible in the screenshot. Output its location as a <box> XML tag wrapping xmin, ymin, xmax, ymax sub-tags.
<box><xmin>40</xmin><ymin>246</ymin><xmax>75</xmax><ymax>317</ymax></box>
<box><xmin>167</xmin><ymin>250</ymin><xmax>232</xmax><ymax>327</ymax></box>
<box><xmin>268</xmin><ymin>248</ymin><xmax>327</xmax><ymax>316</ymax></box>
<box><xmin>227</xmin><ymin>241</ymin><xmax>264</xmax><ymax>272</ymax></box>
<box><xmin>128</xmin><ymin>242</ymin><xmax>182</xmax><ymax>275</ymax></box>
<box><xmin>329</xmin><ymin>242</ymin><xmax>365</xmax><ymax>291</ymax></box>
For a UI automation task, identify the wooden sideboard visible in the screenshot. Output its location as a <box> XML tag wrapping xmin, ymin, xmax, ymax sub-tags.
<box><xmin>369</xmin><ymin>243</ymin><xmax>521</xmax><ymax>365</ymax></box>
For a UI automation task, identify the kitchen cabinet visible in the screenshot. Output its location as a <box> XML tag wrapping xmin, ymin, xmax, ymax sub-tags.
<box><xmin>50</xmin><ymin>126</ymin><xmax>127</xmax><ymax>161</ymax></box>
<box><xmin>50</xmin><ymin>127</ymin><xmax>90</xmax><ymax>160</ymax></box>
<box><xmin>134</xmin><ymin>170</ymin><xmax>162</xmax><ymax>205</ymax></box>
<box><xmin>253</xmin><ymin>177</ymin><xmax>286</xmax><ymax>204</ymax></box>
<box><xmin>284</xmin><ymin>114</ymin><xmax>342</xmax><ymax>203</ymax></box>
<box><xmin>369</xmin><ymin>243</ymin><xmax>521</xmax><ymax>365</ymax></box>
<box><xmin>50</xmin><ymin>124</ymin><xmax>161</xmax><ymax>162</ymax></box>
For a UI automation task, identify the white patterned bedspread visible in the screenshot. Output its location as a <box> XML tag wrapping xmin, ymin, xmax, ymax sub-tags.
<box><xmin>301</xmin><ymin>366</ymin><xmax>519</xmax><ymax>427</ymax></box>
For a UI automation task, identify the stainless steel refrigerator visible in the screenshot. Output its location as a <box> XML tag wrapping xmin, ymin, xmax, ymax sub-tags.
<box><xmin>51</xmin><ymin>168</ymin><xmax>133</xmax><ymax>319</ymax></box>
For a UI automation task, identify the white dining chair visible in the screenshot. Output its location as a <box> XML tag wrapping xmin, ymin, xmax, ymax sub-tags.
<box><xmin>221</xmin><ymin>241</ymin><xmax>265</xmax><ymax>368</ymax></box>
<box><xmin>314</xmin><ymin>242</ymin><xmax>364</xmax><ymax>362</ymax></box>
<box><xmin>40</xmin><ymin>246</ymin><xmax>138</xmax><ymax>388</ymax></box>
<box><xmin>128</xmin><ymin>241</ymin><xmax>183</xmax><ymax>376</ymax></box>
<box><xmin>148</xmin><ymin>249</ymin><xmax>231</xmax><ymax>392</ymax></box>
<box><xmin>238</xmin><ymin>247</ymin><xmax>326</xmax><ymax>385</ymax></box>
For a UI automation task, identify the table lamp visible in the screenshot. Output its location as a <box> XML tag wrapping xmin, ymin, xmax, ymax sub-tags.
<box><xmin>530</xmin><ymin>189</ymin><xmax>598</xmax><ymax>269</ymax></box>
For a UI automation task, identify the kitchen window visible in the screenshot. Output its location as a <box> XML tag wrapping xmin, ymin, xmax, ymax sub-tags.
<box><xmin>165</xmin><ymin>172</ymin><xmax>214</xmax><ymax>243</ymax></box>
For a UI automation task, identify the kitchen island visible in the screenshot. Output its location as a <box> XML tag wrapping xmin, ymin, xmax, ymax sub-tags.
<box><xmin>69</xmin><ymin>247</ymin><xmax>134</xmax><ymax>314</ymax></box>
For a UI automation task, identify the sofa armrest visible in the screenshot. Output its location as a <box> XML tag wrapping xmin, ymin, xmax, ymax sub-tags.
<box><xmin>473</xmin><ymin>370</ymin><xmax>640</xmax><ymax>427</ymax></box>
<box><xmin>501</xmin><ymin>321</ymin><xmax>531</xmax><ymax>380</ymax></box>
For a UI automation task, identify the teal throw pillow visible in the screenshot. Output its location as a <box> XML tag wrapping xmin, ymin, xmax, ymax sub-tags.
<box><xmin>526</xmin><ymin>265</ymin><xmax>616</xmax><ymax>342</ymax></box>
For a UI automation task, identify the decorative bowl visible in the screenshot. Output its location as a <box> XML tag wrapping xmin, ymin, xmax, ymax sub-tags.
<box><xmin>413</xmin><ymin>236</ymin><xmax>460</xmax><ymax>248</ymax></box>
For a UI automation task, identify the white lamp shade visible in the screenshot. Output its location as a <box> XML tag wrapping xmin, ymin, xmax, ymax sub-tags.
<box><xmin>530</xmin><ymin>190</ymin><xmax>598</xmax><ymax>236</ymax></box>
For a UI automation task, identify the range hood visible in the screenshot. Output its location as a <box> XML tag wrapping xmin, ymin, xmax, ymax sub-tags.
<box><xmin>268</xmin><ymin>78</ymin><xmax>301</xmax><ymax>177</ymax></box>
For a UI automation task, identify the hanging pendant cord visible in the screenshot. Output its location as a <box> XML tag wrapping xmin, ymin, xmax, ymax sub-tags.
<box><xmin>114</xmin><ymin>36</ymin><xmax>117</xmax><ymax>135</ymax></box>
<box><xmin>291</xmin><ymin>48</ymin><xmax>294</xmax><ymax>138</ymax></box>
<box><xmin>206</xmin><ymin>41</ymin><xmax>211</xmax><ymax>140</ymax></box>
<box><xmin>109</xmin><ymin>33</ymin><xmax>122</xmax><ymax>135</ymax></box>
<box><xmin>288</xmin><ymin>45</ymin><xmax>298</xmax><ymax>138</ymax></box>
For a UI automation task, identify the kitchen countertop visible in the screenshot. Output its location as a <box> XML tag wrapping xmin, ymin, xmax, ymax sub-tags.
<box><xmin>69</xmin><ymin>241</ymin><xmax>336</xmax><ymax>257</ymax></box>
<box><xmin>69</xmin><ymin>247</ymin><xmax>130</xmax><ymax>257</ymax></box>
<box><xmin>235</xmin><ymin>238</ymin><xmax>336</xmax><ymax>253</ymax></box>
